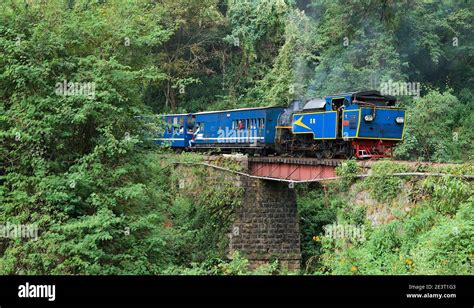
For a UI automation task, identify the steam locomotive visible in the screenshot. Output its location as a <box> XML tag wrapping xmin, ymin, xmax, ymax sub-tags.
<box><xmin>149</xmin><ymin>90</ymin><xmax>406</xmax><ymax>159</ymax></box>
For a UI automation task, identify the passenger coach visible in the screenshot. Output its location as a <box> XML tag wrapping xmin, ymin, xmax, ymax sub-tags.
<box><xmin>151</xmin><ymin>107</ymin><xmax>285</xmax><ymax>154</ymax></box>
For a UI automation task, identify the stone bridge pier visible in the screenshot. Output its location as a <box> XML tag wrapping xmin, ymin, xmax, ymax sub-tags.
<box><xmin>173</xmin><ymin>154</ymin><xmax>302</xmax><ymax>271</ymax></box>
<box><xmin>174</xmin><ymin>155</ymin><xmax>303</xmax><ymax>271</ymax></box>
<box><xmin>227</xmin><ymin>176</ymin><xmax>301</xmax><ymax>271</ymax></box>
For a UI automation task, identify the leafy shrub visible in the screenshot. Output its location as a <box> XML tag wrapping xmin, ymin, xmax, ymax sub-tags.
<box><xmin>394</xmin><ymin>90</ymin><xmax>467</xmax><ymax>162</ymax></box>
<box><xmin>336</xmin><ymin>159</ymin><xmax>360</xmax><ymax>189</ymax></box>
<box><xmin>163</xmin><ymin>251</ymin><xmax>280</xmax><ymax>275</ymax></box>
<box><xmin>411</xmin><ymin>202</ymin><xmax>474</xmax><ymax>275</ymax></box>
<box><xmin>364</xmin><ymin>161</ymin><xmax>409</xmax><ymax>203</ymax></box>
<box><xmin>297</xmin><ymin>187</ymin><xmax>338</xmax><ymax>271</ymax></box>
<box><xmin>422</xmin><ymin>176</ymin><xmax>471</xmax><ymax>215</ymax></box>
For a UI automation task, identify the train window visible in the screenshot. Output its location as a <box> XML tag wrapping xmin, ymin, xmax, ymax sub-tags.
<box><xmin>167</xmin><ymin>118</ymin><xmax>172</xmax><ymax>133</ymax></box>
<box><xmin>196</xmin><ymin>122</ymin><xmax>204</xmax><ymax>131</ymax></box>
<box><xmin>332</xmin><ymin>98</ymin><xmax>344</xmax><ymax>110</ymax></box>
<box><xmin>186</xmin><ymin>116</ymin><xmax>195</xmax><ymax>131</ymax></box>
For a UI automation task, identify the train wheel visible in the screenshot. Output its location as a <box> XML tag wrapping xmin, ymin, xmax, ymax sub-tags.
<box><xmin>347</xmin><ymin>146</ymin><xmax>355</xmax><ymax>159</ymax></box>
<box><xmin>323</xmin><ymin>149</ymin><xmax>334</xmax><ymax>159</ymax></box>
<box><xmin>342</xmin><ymin>144</ymin><xmax>355</xmax><ymax>159</ymax></box>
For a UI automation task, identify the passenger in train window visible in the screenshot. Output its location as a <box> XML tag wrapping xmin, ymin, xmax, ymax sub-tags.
<box><xmin>189</xmin><ymin>125</ymin><xmax>200</xmax><ymax>147</ymax></box>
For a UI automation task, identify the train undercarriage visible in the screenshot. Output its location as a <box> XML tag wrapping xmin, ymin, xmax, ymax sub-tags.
<box><xmin>181</xmin><ymin>129</ymin><xmax>396</xmax><ymax>159</ymax></box>
<box><xmin>275</xmin><ymin>128</ymin><xmax>395</xmax><ymax>159</ymax></box>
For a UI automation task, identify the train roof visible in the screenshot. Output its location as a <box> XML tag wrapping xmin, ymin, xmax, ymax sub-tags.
<box><xmin>161</xmin><ymin>113</ymin><xmax>191</xmax><ymax>117</ymax></box>
<box><xmin>159</xmin><ymin>106</ymin><xmax>284</xmax><ymax>117</ymax></box>
<box><xmin>303</xmin><ymin>98</ymin><xmax>326</xmax><ymax>110</ymax></box>
<box><xmin>327</xmin><ymin>90</ymin><xmax>396</xmax><ymax>105</ymax></box>
<box><xmin>193</xmin><ymin>106</ymin><xmax>285</xmax><ymax>115</ymax></box>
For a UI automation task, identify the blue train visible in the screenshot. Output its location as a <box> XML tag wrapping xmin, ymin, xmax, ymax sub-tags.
<box><xmin>147</xmin><ymin>90</ymin><xmax>406</xmax><ymax>159</ymax></box>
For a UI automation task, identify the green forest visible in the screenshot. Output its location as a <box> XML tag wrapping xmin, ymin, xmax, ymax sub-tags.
<box><xmin>0</xmin><ymin>0</ymin><xmax>473</xmax><ymax>275</ymax></box>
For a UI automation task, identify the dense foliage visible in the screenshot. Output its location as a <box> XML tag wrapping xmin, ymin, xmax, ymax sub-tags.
<box><xmin>299</xmin><ymin>161</ymin><xmax>473</xmax><ymax>275</ymax></box>
<box><xmin>1</xmin><ymin>0</ymin><xmax>472</xmax><ymax>274</ymax></box>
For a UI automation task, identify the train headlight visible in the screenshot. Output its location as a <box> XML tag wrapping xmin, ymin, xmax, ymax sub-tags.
<box><xmin>395</xmin><ymin>117</ymin><xmax>404</xmax><ymax>124</ymax></box>
<box><xmin>364</xmin><ymin>115</ymin><xmax>374</xmax><ymax>122</ymax></box>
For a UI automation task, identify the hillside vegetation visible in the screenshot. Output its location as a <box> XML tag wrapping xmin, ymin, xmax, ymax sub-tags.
<box><xmin>0</xmin><ymin>0</ymin><xmax>472</xmax><ymax>274</ymax></box>
<box><xmin>299</xmin><ymin>161</ymin><xmax>473</xmax><ymax>275</ymax></box>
